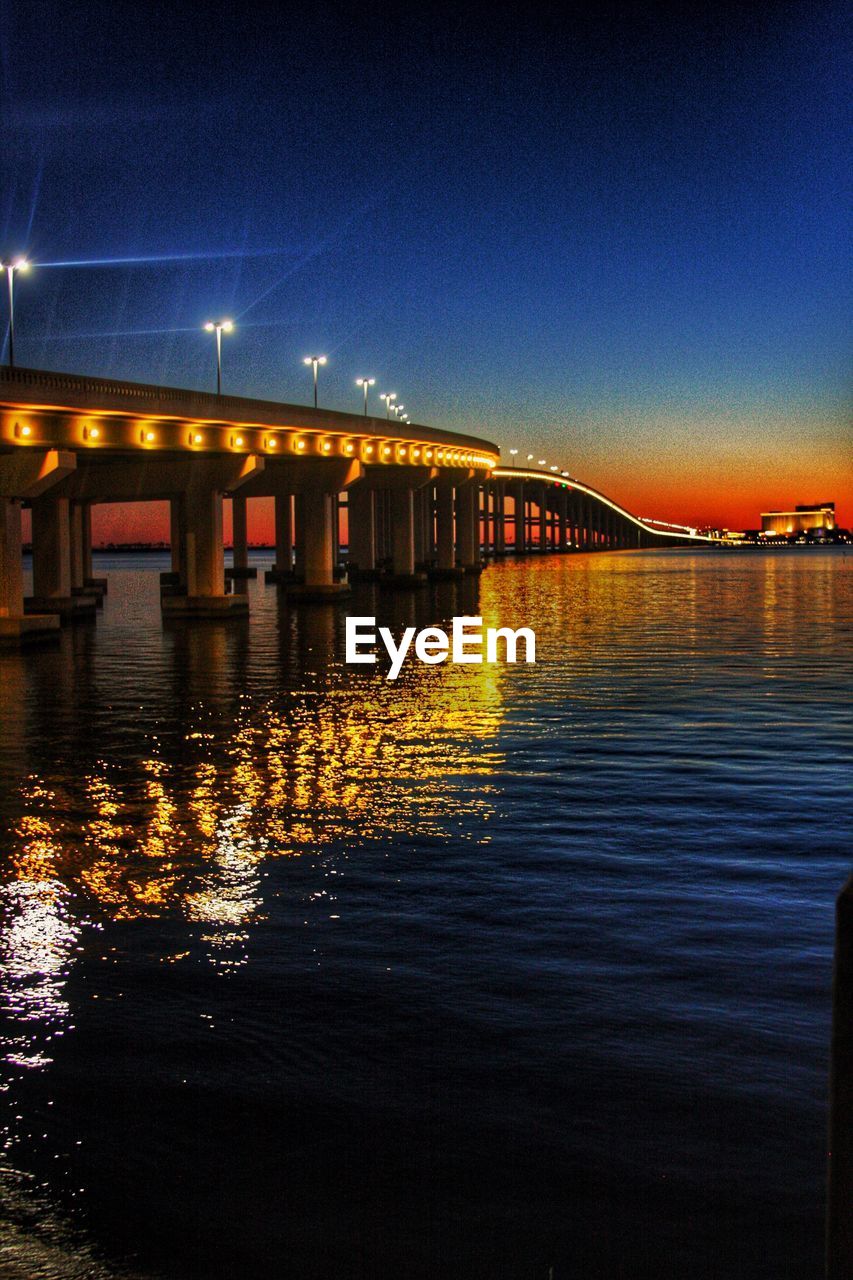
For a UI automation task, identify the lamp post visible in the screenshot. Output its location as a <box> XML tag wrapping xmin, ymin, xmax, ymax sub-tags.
<box><xmin>527</xmin><ymin>454</ymin><xmax>534</xmax><ymax>465</ymax></box>
<box><xmin>204</xmin><ymin>319</ymin><xmax>233</xmax><ymax>395</ymax></box>
<box><xmin>303</xmin><ymin>355</ymin><xmax>327</xmax><ymax>408</ymax></box>
<box><xmin>509</xmin><ymin>449</ymin><xmax>518</xmax><ymax>467</ymax></box>
<box><xmin>356</xmin><ymin>376</ymin><xmax>375</xmax><ymax>415</ymax></box>
<box><xmin>380</xmin><ymin>392</ymin><xmax>397</xmax><ymax>419</ymax></box>
<box><xmin>3</xmin><ymin>257</ymin><xmax>30</xmax><ymax>369</ymax></box>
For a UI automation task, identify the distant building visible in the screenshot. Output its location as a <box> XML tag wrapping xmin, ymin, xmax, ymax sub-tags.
<box><xmin>761</xmin><ymin>503</ymin><xmax>836</xmax><ymax>535</ymax></box>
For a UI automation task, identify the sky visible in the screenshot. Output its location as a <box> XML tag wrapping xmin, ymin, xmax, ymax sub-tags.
<box><xmin>1</xmin><ymin>0</ymin><xmax>850</xmax><ymax>539</ymax></box>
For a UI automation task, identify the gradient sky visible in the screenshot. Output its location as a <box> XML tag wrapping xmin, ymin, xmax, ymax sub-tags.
<box><xmin>2</xmin><ymin>0</ymin><xmax>850</xmax><ymax>538</ymax></box>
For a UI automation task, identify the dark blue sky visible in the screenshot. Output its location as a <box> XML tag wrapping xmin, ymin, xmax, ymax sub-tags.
<box><xmin>1</xmin><ymin>0</ymin><xmax>849</xmax><ymax>524</ymax></box>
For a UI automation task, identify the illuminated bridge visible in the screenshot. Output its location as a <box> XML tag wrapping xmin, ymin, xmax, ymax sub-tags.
<box><xmin>0</xmin><ymin>365</ymin><xmax>713</xmax><ymax>641</ymax></box>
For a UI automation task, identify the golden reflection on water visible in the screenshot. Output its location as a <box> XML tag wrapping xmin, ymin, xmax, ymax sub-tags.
<box><xmin>1</xmin><ymin>779</ymin><xmax>81</xmax><ymax>1070</ymax></box>
<box><xmin>0</xmin><ymin>650</ymin><xmax>504</xmax><ymax>1009</ymax></box>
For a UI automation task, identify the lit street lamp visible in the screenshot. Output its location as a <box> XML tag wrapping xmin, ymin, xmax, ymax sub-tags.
<box><xmin>204</xmin><ymin>319</ymin><xmax>234</xmax><ymax>395</ymax></box>
<box><xmin>538</xmin><ymin>459</ymin><xmax>546</xmax><ymax>467</ymax></box>
<box><xmin>527</xmin><ymin>454</ymin><xmax>534</xmax><ymax>464</ymax></box>
<box><xmin>356</xmin><ymin>376</ymin><xmax>375</xmax><ymax>415</ymax></box>
<box><xmin>303</xmin><ymin>355</ymin><xmax>327</xmax><ymax>408</ymax></box>
<box><xmin>509</xmin><ymin>449</ymin><xmax>518</xmax><ymax>467</ymax></box>
<box><xmin>380</xmin><ymin>392</ymin><xmax>397</xmax><ymax>419</ymax></box>
<box><xmin>3</xmin><ymin>257</ymin><xmax>30</xmax><ymax>369</ymax></box>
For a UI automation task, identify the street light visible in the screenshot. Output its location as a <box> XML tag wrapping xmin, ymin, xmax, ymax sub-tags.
<box><xmin>380</xmin><ymin>392</ymin><xmax>397</xmax><ymax>419</ymax></box>
<box><xmin>356</xmin><ymin>376</ymin><xmax>375</xmax><ymax>415</ymax></box>
<box><xmin>527</xmin><ymin>454</ymin><xmax>534</xmax><ymax>463</ymax></box>
<box><xmin>303</xmin><ymin>355</ymin><xmax>327</xmax><ymax>408</ymax></box>
<box><xmin>509</xmin><ymin>449</ymin><xmax>518</xmax><ymax>467</ymax></box>
<box><xmin>550</xmin><ymin>465</ymin><xmax>558</xmax><ymax>472</ymax></box>
<box><xmin>538</xmin><ymin>459</ymin><xmax>546</xmax><ymax>467</ymax></box>
<box><xmin>3</xmin><ymin>257</ymin><xmax>30</xmax><ymax>369</ymax></box>
<box><xmin>203</xmin><ymin>319</ymin><xmax>234</xmax><ymax>395</ymax></box>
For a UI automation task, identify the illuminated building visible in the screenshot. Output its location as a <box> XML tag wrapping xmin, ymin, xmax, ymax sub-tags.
<box><xmin>760</xmin><ymin>503</ymin><xmax>836</xmax><ymax>535</ymax></box>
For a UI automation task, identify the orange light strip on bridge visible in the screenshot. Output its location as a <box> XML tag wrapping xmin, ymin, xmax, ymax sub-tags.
<box><xmin>2</xmin><ymin>404</ymin><xmax>499</xmax><ymax>472</ymax></box>
<box><xmin>490</xmin><ymin>467</ymin><xmax>715</xmax><ymax>543</ymax></box>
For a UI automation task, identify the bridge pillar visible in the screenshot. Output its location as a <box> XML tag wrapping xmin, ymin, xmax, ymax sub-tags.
<box><xmin>347</xmin><ymin>484</ymin><xmax>378</xmax><ymax>579</ymax></box>
<box><xmin>538</xmin><ymin>485</ymin><xmax>547</xmax><ymax>552</ymax></box>
<box><xmin>0</xmin><ymin>501</ymin><xmax>24</xmax><ymax>622</ymax></box>
<box><xmin>69</xmin><ymin>501</ymin><xmax>103</xmax><ymax>603</ymax></box>
<box><xmin>489</xmin><ymin>483</ymin><xmax>502</xmax><ymax>555</ymax></box>
<box><xmin>456</xmin><ymin>482</ymin><xmax>480</xmax><ymax>573</ymax></box>
<box><xmin>558</xmin><ymin>490</ymin><xmax>569</xmax><ymax>551</ymax></box>
<box><xmin>385</xmin><ymin>487</ymin><xmax>427</xmax><ymax>588</ymax></box>
<box><xmin>28</xmin><ymin>494</ymin><xmax>97</xmax><ymax>621</ymax></box>
<box><xmin>163</xmin><ymin>483</ymin><xmax>248</xmax><ymax>617</ymax></box>
<box><xmin>265</xmin><ymin>494</ymin><xmax>294</xmax><ymax>583</ymax></box>
<box><xmin>517</xmin><ymin>485</ymin><xmax>527</xmax><ymax>553</ymax></box>
<box><xmin>77</xmin><ymin>501</ymin><xmax>104</xmax><ymax>595</ymax></box>
<box><xmin>228</xmin><ymin>494</ymin><xmax>256</xmax><ymax>580</ymax></box>
<box><xmin>0</xmin><ymin>498</ymin><xmax>57</xmax><ymax>642</ymax></box>
<box><xmin>286</xmin><ymin>486</ymin><xmax>351</xmax><ymax>601</ymax></box>
<box><xmin>420</xmin><ymin>485</ymin><xmax>435</xmax><ymax>565</ymax></box>
<box><xmin>413</xmin><ymin>487</ymin><xmax>427</xmax><ymax>567</ymax></box>
<box><xmin>169</xmin><ymin>498</ymin><xmax>183</xmax><ymax>577</ymax></box>
<box><xmin>332</xmin><ymin>494</ymin><xmax>341</xmax><ymax>575</ymax></box>
<box><xmin>430</xmin><ymin>480</ymin><xmax>462</xmax><ymax>580</ymax></box>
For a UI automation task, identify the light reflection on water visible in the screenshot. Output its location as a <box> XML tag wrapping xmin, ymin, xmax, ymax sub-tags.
<box><xmin>0</xmin><ymin>547</ymin><xmax>850</xmax><ymax>1279</ymax></box>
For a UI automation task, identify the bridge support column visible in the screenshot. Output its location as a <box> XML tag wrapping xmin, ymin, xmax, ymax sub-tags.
<box><xmin>265</xmin><ymin>495</ymin><xmax>294</xmax><ymax>583</ymax></box>
<box><xmin>514</xmin><ymin>485</ymin><xmax>526</xmax><ymax>553</ymax></box>
<box><xmin>558</xmin><ymin>490</ymin><xmax>569</xmax><ymax>551</ymax></box>
<box><xmin>332</xmin><ymin>495</ymin><xmax>341</xmax><ymax>576</ymax></box>
<box><xmin>347</xmin><ymin>485</ymin><xmax>378</xmax><ymax>580</ymax></box>
<box><xmin>69</xmin><ymin>501</ymin><xmax>103</xmax><ymax>605</ymax></box>
<box><xmin>286</xmin><ymin>486</ymin><xmax>351</xmax><ymax>601</ymax></box>
<box><xmin>430</xmin><ymin>481</ymin><xmax>463</xmax><ymax>580</ymax></box>
<box><xmin>163</xmin><ymin>484</ymin><xmax>248</xmax><ymax>617</ymax></box>
<box><xmin>413</xmin><ymin>487</ymin><xmax>426</xmax><ymax>567</ymax></box>
<box><xmin>420</xmin><ymin>486</ymin><xmax>434</xmax><ymax>566</ymax></box>
<box><xmin>77</xmin><ymin>501</ymin><xmax>105</xmax><ymax>595</ymax></box>
<box><xmin>538</xmin><ymin>486</ymin><xmax>547</xmax><ymax>552</ymax></box>
<box><xmin>494</xmin><ymin>483</ymin><xmax>506</xmax><ymax>556</ymax></box>
<box><xmin>0</xmin><ymin>499</ymin><xmax>58</xmax><ymax>643</ymax></box>
<box><xmin>169</xmin><ymin>498</ymin><xmax>183</xmax><ymax>577</ymax></box>
<box><xmin>27</xmin><ymin>494</ymin><xmax>97</xmax><ymax>621</ymax></box>
<box><xmin>384</xmin><ymin>487</ymin><xmax>427</xmax><ymax>588</ymax></box>
<box><xmin>228</xmin><ymin>494</ymin><xmax>256</xmax><ymax>580</ymax></box>
<box><xmin>456</xmin><ymin>482</ymin><xmax>481</xmax><ymax>573</ymax></box>
<box><xmin>573</xmin><ymin>499</ymin><xmax>589</xmax><ymax>550</ymax></box>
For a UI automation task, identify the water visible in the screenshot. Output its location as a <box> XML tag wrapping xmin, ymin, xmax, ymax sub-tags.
<box><xmin>0</xmin><ymin>548</ymin><xmax>849</xmax><ymax>1279</ymax></box>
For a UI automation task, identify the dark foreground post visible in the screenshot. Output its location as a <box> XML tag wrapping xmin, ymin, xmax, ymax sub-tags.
<box><xmin>827</xmin><ymin>876</ymin><xmax>853</xmax><ymax>1278</ymax></box>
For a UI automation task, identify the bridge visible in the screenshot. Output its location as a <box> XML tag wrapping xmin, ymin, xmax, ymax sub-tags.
<box><xmin>0</xmin><ymin>365</ymin><xmax>713</xmax><ymax>641</ymax></box>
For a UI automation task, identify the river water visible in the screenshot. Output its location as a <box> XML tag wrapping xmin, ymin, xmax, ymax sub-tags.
<box><xmin>0</xmin><ymin>548</ymin><xmax>849</xmax><ymax>1279</ymax></box>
